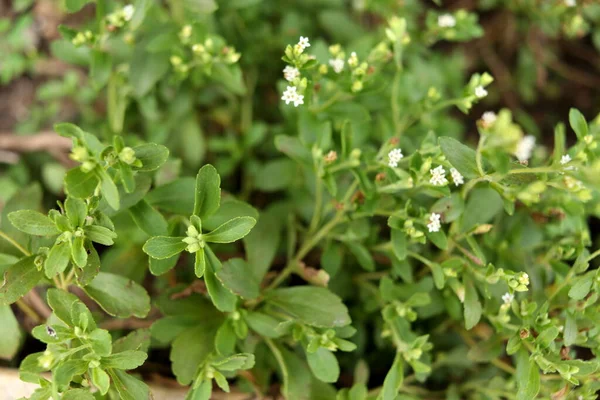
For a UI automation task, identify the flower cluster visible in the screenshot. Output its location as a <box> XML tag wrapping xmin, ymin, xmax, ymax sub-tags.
<box><xmin>387</xmin><ymin>148</ymin><xmax>403</xmax><ymax>167</ymax></box>
<box><xmin>281</xmin><ymin>86</ymin><xmax>304</xmax><ymax>107</ymax></box>
<box><xmin>427</xmin><ymin>213</ymin><xmax>442</xmax><ymax>232</ymax></box>
<box><xmin>430</xmin><ymin>165</ymin><xmax>448</xmax><ymax>186</ymax></box>
<box><xmin>515</xmin><ymin>135</ymin><xmax>536</xmax><ymax>162</ymax></box>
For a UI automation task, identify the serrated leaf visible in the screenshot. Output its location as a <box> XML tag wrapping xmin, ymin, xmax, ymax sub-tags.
<box><xmin>204</xmin><ymin>217</ymin><xmax>256</xmax><ymax>243</ymax></box>
<box><xmin>439</xmin><ymin>137</ymin><xmax>481</xmax><ymax>178</ymax></box>
<box><xmin>307</xmin><ymin>347</ymin><xmax>340</xmax><ymax>383</ymax></box>
<box><xmin>216</xmin><ymin>258</ymin><xmax>259</xmax><ymax>300</ymax></box>
<box><xmin>0</xmin><ymin>256</ymin><xmax>42</xmax><ymax>305</ymax></box>
<box><xmin>143</xmin><ymin>236</ymin><xmax>186</xmax><ymax>259</ymax></box>
<box><xmin>194</xmin><ymin>164</ymin><xmax>221</xmax><ymax>219</ymax></box>
<box><xmin>83</xmin><ymin>272</ymin><xmax>150</xmax><ymax>318</ymax></box>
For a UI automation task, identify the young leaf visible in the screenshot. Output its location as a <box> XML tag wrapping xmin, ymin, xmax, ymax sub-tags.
<box><xmin>307</xmin><ymin>347</ymin><xmax>340</xmax><ymax>383</ymax></box>
<box><xmin>439</xmin><ymin>136</ymin><xmax>481</xmax><ymax>178</ymax></box>
<box><xmin>171</xmin><ymin>325</ymin><xmax>219</xmax><ymax>385</ymax></box>
<box><xmin>83</xmin><ymin>272</ymin><xmax>151</xmax><ymax>318</ymax></box>
<box><xmin>90</xmin><ymin>367</ymin><xmax>110</xmax><ymax>395</ymax></box>
<box><xmin>569</xmin><ymin>108</ymin><xmax>588</xmax><ymax>139</ymax></box>
<box><xmin>133</xmin><ymin>143</ymin><xmax>169</xmax><ymax>171</ymax></box>
<box><xmin>64</xmin><ymin>168</ymin><xmax>100</xmax><ymax>199</ymax></box>
<box><xmin>346</xmin><ymin>242</ymin><xmax>375</xmax><ymax>271</ymax></box>
<box><xmin>391</xmin><ymin>228</ymin><xmax>407</xmax><ymax>261</ymax></box>
<box><xmin>204</xmin><ymin>217</ymin><xmax>257</xmax><ymax>243</ymax></box>
<box><xmin>216</xmin><ymin>258</ymin><xmax>260</xmax><ymax>300</ymax></box>
<box><xmin>194</xmin><ymin>164</ymin><xmax>221</xmax><ymax>219</ymax></box>
<box><xmin>149</xmin><ymin>255</ymin><xmax>180</xmax><ymax>276</ymax></box>
<box><xmin>377</xmin><ymin>353</ymin><xmax>404</xmax><ymax>400</ymax></box>
<box><xmin>71</xmin><ymin>236</ymin><xmax>87</xmax><ymax>268</ymax></box>
<box><xmin>45</xmin><ymin>241</ymin><xmax>71</xmax><ymax>278</ymax></box>
<box><xmin>100</xmin><ymin>171</ymin><xmax>121</xmax><ymax>211</ymax></box>
<box><xmin>195</xmin><ymin>248</ymin><xmax>205</xmax><ymax>278</ymax></box>
<box><xmin>84</xmin><ymin>225</ymin><xmax>117</xmax><ymax>246</ymax></box>
<box><xmin>65</xmin><ymin>197</ymin><xmax>87</xmax><ymax>227</ymax></box>
<box><xmin>47</xmin><ymin>288</ymin><xmax>87</xmax><ymax>327</ymax></box>
<box><xmin>213</xmin><ymin>353</ymin><xmax>255</xmax><ymax>371</ymax></box>
<box><xmin>143</xmin><ymin>236</ymin><xmax>187</xmax><ymax>259</ymax></box>
<box><xmin>8</xmin><ymin>210</ymin><xmax>60</xmax><ymax>236</ymax></box>
<box><xmin>267</xmin><ymin>287</ymin><xmax>351</xmax><ymax>328</ymax></box>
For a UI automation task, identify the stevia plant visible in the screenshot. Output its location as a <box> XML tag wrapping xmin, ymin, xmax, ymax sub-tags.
<box><xmin>1</xmin><ymin>1</ymin><xmax>600</xmax><ymax>400</ymax></box>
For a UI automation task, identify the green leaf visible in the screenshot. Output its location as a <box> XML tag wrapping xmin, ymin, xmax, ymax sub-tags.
<box><xmin>101</xmin><ymin>350</ymin><xmax>148</xmax><ymax>370</ymax></box>
<box><xmin>464</xmin><ymin>277</ymin><xmax>482</xmax><ymax>330</ymax></box>
<box><xmin>213</xmin><ymin>353</ymin><xmax>255</xmax><ymax>371</ymax></box>
<box><xmin>45</xmin><ymin>241</ymin><xmax>71</xmax><ymax>278</ymax></box>
<box><xmin>426</xmin><ymin>229</ymin><xmax>448</xmax><ymax>250</ymax></box>
<box><xmin>439</xmin><ymin>137</ymin><xmax>481</xmax><ymax>178</ymax></box>
<box><xmin>184</xmin><ymin>0</ymin><xmax>218</xmax><ymax>14</ymax></box>
<box><xmin>100</xmin><ymin>171</ymin><xmax>120</xmax><ymax>210</ymax></box>
<box><xmin>204</xmin><ymin>217</ymin><xmax>256</xmax><ymax>243</ymax></box>
<box><xmin>130</xmin><ymin>46</ymin><xmax>169</xmax><ymax>97</ymax></box>
<box><xmin>391</xmin><ymin>229</ymin><xmax>407</xmax><ymax>261</ymax></box>
<box><xmin>0</xmin><ymin>185</ymin><xmax>42</xmax><ymax>256</ymax></box>
<box><xmin>204</xmin><ymin>247</ymin><xmax>237</xmax><ymax>312</ymax></box>
<box><xmin>564</xmin><ymin>312</ymin><xmax>577</xmax><ymax>347</ymax></box>
<box><xmin>113</xmin><ymin>329</ymin><xmax>151</xmax><ymax>353</ymax></box>
<box><xmin>202</xmin><ymin>199</ymin><xmax>258</xmax><ymax>231</ymax></box>
<box><xmin>516</xmin><ymin>350</ymin><xmax>540</xmax><ymax>400</ymax></box>
<box><xmin>133</xmin><ymin>143</ymin><xmax>169</xmax><ymax>171</ymax></box>
<box><xmin>0</xmin><ymin>256</ymin><xmax>42</xmax><ymax>305</ymax></box>
<box><xmin>346</xmin><ymin>242</ymin><xmax>374</xmax><ymax>271</ymax></box>
<box><xmin>171</xmin><ymin>325</ymin><xmax>218</xmax><ymax>385</ymax></box>
<box><xmin>63</xmin><ymin>389</ymin><xmax>95</xmax><ymax>400</ymax></box>
<box><xmin>267</xmin><ymin>287</ymin><xmax>351</xmax><ymax>328</ymax></box>
<box><xmin>244</xmin><ymin>210</ymin><xmax>281</xmax><ymax>282</ymax></box>
<box><xmin>83</xmin><ymin>272</ymin><xmax>151</xmax><ymax>318</ymax></box>
<box><xmin>47</xmin><ymin>288</ymin><xmax>90</xmax><ymax>327</ymax></box>
<box><xmin>84</xmin><ymin>225</ymin><xmax>117</xmax><ymax>246</ymax></box>
<box><xmin>8</xmin><ymin>210</ymin><xmax>60</xmax><ymax>236</ymax></box>
<box><xmin>65</xmin><ymin>0</ymin><xmax>92</xmax><ymax>12</ymax></box>
<box><xmin>194</xmin><ymin>164</ymin><xmax>221</xmax><ymax>219</ymax></box>
<box><xmin>195</xmin><ymin>248</ymin><xmax>205</xmax><ymax>278</ymax></box>
<box><xmin>54</xmin><ymin>359</ymin><xmax>88</xmax><ymax>386</ymax></box>
<box><xmin>215</xmin><ymin>321</ymin><xmax>236</xmax><ymax>356</ymax></box>
<box><xmin>64</xmin><ymin>168</ymin><xmax>99</xmax><ymax>199</ymax></box>
<box><xmin>307</xmin><ymin>347</ymin><xmax>340</xmax><ymax>383</ymax></box>
<box><xmin>108</xmin><ymin>369</ymin><xmax>151</xmax><ymax>400</ymax></box>
<box><xmin>377</xmin><ymin>353</ymin><xmax>403</xmax><ymax>400</ymax></box>
<box><xmin>129</xmin><ymin>200</ymin><xmax>168</xmax><ymax>236</ymax></box>
<box><xmin>65</xmin><ymin>197</ymin><xmax>87</xmax><ymax>227</ymax></box>
<box><xmin>143</xmin><ymin>236</ymin><xmax>186</xmax><ymax>259</ymax></box>
<box><xmin>91</xmin><ymin>50</ymin><xmax>111</xmax><ymax>89</ymax></box>
<box><xmin>150</xmin><ymin>255</ymin><xmax>180</xmax><ymax>276</ymax></box>
<box><xmin>569</xmin><ymin>273</ymin><xmax>594</xmax><ymax>300</ymax></box>
<box><xmin>275</xmin><ymin>135</ymin><xmax>312</xmax><ymax>165</ymax></box>
<box><xmin>71</xmin><ymin>236</ymin><xmax>87</xmax><ymax>268</ymax></box>
<box><xmin>90</xmin><ymin>367</ymin><xmax>110</xmax><ymax>395</ymax></box>
<box><xmin>0</xmin><ymin>305</ymin><xmax>21</xmax><ymax>360</ymax></box>
<box><xmin>569</xmin><ymin>108</ymin><xmax>588</xmax><ymax>139</ymax></box>
<box><xmin>460</xmin><ymin>187</ymin><xmax>503</xmax><ymax>233</ymax></box>
<box><xmin>216</xmin><ymin>258</ymin><xmax>259</xmax><ymax>300</ymax></box>
<box><xmin>245</xmin><ymin>311</ymin><xmax>283</xmax><ymax>338</ymax></box>
<box><xmin>146</xmin><ymin>177</ymin><xmax>195</xmax><ymax>215</ymax></box>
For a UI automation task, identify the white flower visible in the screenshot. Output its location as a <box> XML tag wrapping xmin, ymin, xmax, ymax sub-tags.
<box><xmin>438</xmin><ymin>14</ymin><xmax>456</xmax><ymax>28</ymax></box>
<box><xmin>283</xmin><ymin>66</ymin><xmax>300</xmax><ymax>82</ymax></box>
<box><xmin>565</xmin><ymin>0</ymin><xmax>576</xmax><ymax>6</ymax></box>
<box><xmin>293</xmin><ymin>93</ymin><xmax>304</xmax><ymax>107</ymax></box>
<box><xmin>329</xmin><ymin>58</ymin><xmax>345</xmax><ymax>74</ymax></box>
<box><xmin>481</xmin><ymin>111</ymin><xmax>497</xmax><ymax>126</ymax></box>
<box><xmin>515</xmin><ymin>135</ymin><xmax>536</xmax><ymax>162</ymax></box>
<box><xmin>297</xmin><ymin>36</ymin><xmax>310</xmax><ymax>52</ymax></box>
<box><xmin>427</xmin><ymin>213</ymin><xmax>441</xmax><ymax>233</ymax></box>
<box><xmin>450</xmin><ymin>168</ymin><xmax>464</xmax><ymax>186</ymax></box>
<box><xmin>388</xmin><ymin>148</ymin><xmax>403</xmax><ymax>167</ymax></box>
<box><xmin>429</xmin><ymin>165</ymin><xmax>448</xmax><ymax>186</ymax></box>
<box><xmin>518</xmin><ymin>272</ymin><xmax>529</xmax><ymax>286</ymax></box>
<box><xmin>123</xmin><ymin>4</ymin><xmax>135</xmax><ymax>21</ymax></box>
<box><xmin>502</xmin><ymin>292</ymin><xmax>514</xmax><ymax>304</ymax></box>
<box><xmin>560</xmin><ymin>154</ymin><xmax>572</xmax><ymax>165</ymax></box>
<box><xmin>348</xmin><ymin>52</ymin><xmax>358</xmax><ymax>68</ymax></box>
<box><xmin>474</xmin><ymin>85</ymin><xmax>488</xmax><ymax>98</ymax></box>
<box><xmin>281</xmin><ymin>86</ymin><xmax>304</xmax><ymax>107</ymax></box>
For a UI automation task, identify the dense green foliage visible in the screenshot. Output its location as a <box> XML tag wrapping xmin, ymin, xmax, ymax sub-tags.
<box><xmin>2</xmin><ymin>0</ymin><xmax>600</xmax><ymax>399</ymax></box>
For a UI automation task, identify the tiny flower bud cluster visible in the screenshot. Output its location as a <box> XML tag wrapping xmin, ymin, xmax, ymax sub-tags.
<box><xmin>281</xmin><ymin>86</ymin><xmax>304</xmax><ymax>107</ymax></box>
<box><xmin>283</xmin><ymin>66</ymin><xmax>300</xmax><ymax>82</ymax></box>
<box><xmin>481</xmin><ymin>111</ymin><xmax>497</xmax><ymax>127</ymax></box>
<box><xmin>105</xmin><ymin>4</ymin><xmax>135</xmax><ymax>29</ymax></box>
<box><xmin>560</xmin><ymin>154</ymin><xmax>572</xmax><ymax>165</ymax></box>
<box><xmin>182</xmin><ymin>225</ymin><xmax>204</xmax><ymax>253</ymax></box>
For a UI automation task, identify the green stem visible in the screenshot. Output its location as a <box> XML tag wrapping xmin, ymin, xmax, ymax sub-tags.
<box><xmin>475</xmin><ymin>136</ymin><xmax>486</xmax><ymax>176</ymax></box>
<box><xmin>264</xmin><ymin>338</ymin><xmax>288</xmax><ymax>393</ymax></box>
<box><xmin>507</xmin><ymin>166</ymin><xmax>558</xmax><ymax>175</ymax></box>
<box><xmin>586</xmin><ymin>248</ymin><xmax>600</xmax><ymax>262</ymax></box>
<box><xmin>310</xmin><ymin>91</ymin><xmax>348</xmax><ymax>113</ymax></box>
<box><xmin>308</xmin><ymin>178</ymin><xmax>323</xmax><ymax>234</ymax></box>
<box><xmin>391</xmin><ymin>69</ymin><xmax>402</xmax><ymax>136</ymax></box>
<box><xmin>16</xmin><ymin>299</ymin><xmax>42</xmax><ymax>323</ymax></box>
<box><xmin>0</xmin><ymin>230</ymin><xmax>30</xmax><ymax>256</ymax></box>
